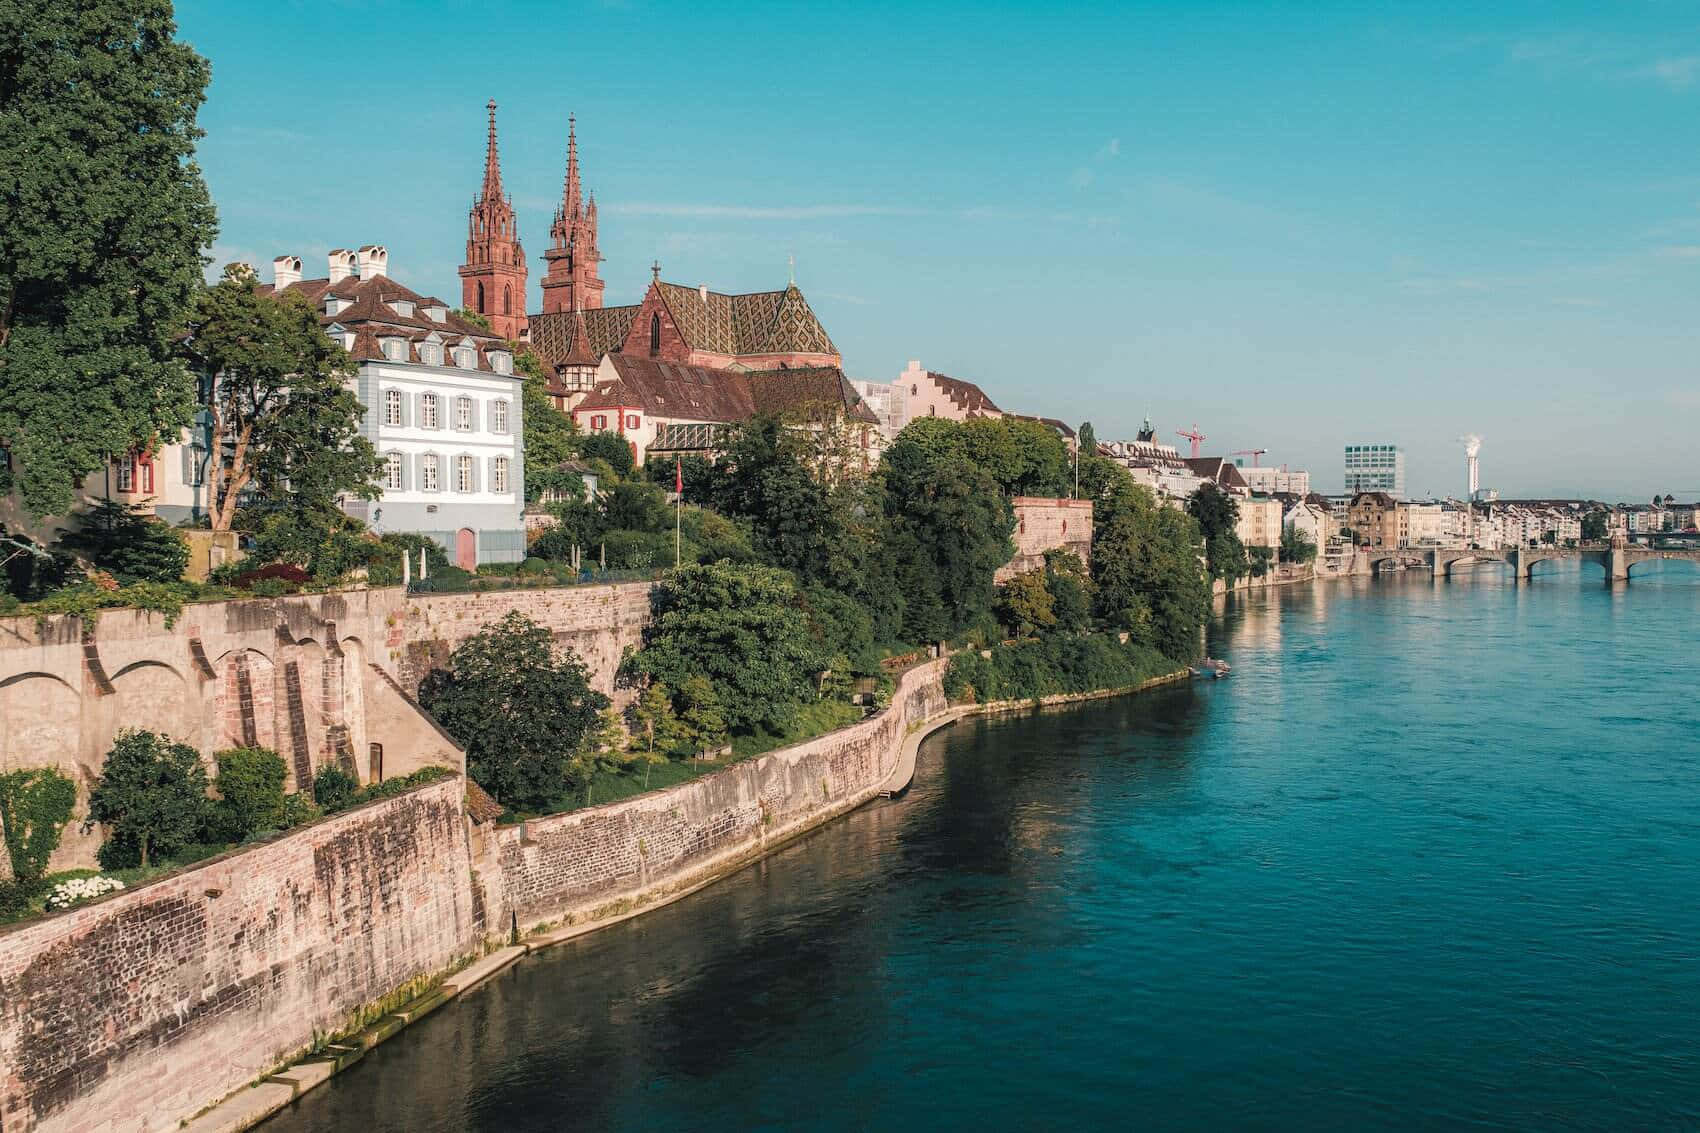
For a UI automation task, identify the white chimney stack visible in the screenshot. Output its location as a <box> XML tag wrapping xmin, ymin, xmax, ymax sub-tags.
<box><xmin>357</xmin><ymin>244</ymin><xmax>389</xmax><ymax>280</ymax></box>
<box><xmin>327</xmin><ymin>248</ymin><xmax>356</xmax><ymax>283</ymax></box>
<box><xmin>272</xmin><ymin>255</ymin><xmax>302</xmax><ymax>290</ymax></box>
<box><xmin>698</xmin><ymin>283</ymin><xmax>709</xmax><ymax>303</ymax></box>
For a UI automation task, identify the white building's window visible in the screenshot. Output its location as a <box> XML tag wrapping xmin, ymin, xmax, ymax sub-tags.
<box><xmin>492</xmin><ymin>400</ymin><xmax>509</xmax><ymax>434</ymax></box>
<box><xmin>384</xmin><ymin>389</ymin><xmax>402</xmax><ymax>427</ymax></box>
<box><xmin>115</xmin><ymin>454</ymin><xmax>134</xmax><ymax>493</ymax></box>
<box><xmin>454</xmin><ymin>346</ymin><xmax>475</xmax><ymax>369</ymax></box>
<box><xmin>420</xmin><ymin>343</ymin><xmax>442</xmax><ymax>366</ymax></box>
<box><xmin>421</xmin><ymin>393</ymin><xmax>439</xmax><ymax>429</ymax></box>
<box><xmin>382</xmin><ymin>338</ymin><xmax>405</xmax><ymax>362</ymax></box>
<box><xmin>456</xmin><ymin>454</ymin><xmax>474</xmax><ymax>493</ymax></box>
<box><xmin>492</xmin><ymin>456</ymin><xmax>509</xmax><ymax>494</ymax></box>
<box><xmin>385</xmin><ymin>452</ymin><xmax>403</xmax><ymax>489</ymax></box>
<box><xmin>491</xmin><ymin>352</ymin><xmax>512</xmax><ymax>375</ymax></box>
<box><xmin>421</xmin><ymin>454</ymin><xmax>439</xmax><ymax>492</ymax></box>
<box><xmin>455</xmin><ymin>395</ymin><xmax>473</xmax><ymax>431</ymax></box>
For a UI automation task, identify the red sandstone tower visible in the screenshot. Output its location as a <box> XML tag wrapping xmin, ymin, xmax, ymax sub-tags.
<box><xmin>540</xmin><ymin>114</ymin><xmax>605</xmax><ymax>314</ymax></box>
<box><xmin>458</xmin><ymin>100</ymin><xmax>528</xmax><ymax>341</ymax></box>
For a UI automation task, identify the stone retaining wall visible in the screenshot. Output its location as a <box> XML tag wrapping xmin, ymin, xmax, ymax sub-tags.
<box><xmin>480</xmin><ymin>659</ymin><xmax>948</xmax><ymax>935</ymax></box>
<box><xmin>0</xmin><ymin>776</ymin><xmax>477</xmax><ymax>1133</ymax></box>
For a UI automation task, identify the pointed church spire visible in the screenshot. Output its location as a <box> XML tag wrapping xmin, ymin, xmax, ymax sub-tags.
<box><xmin>481</xmin><ymin>99</ymin><xmax>503</xmax><ymax>201</ymax></box>
<box><xmin>562</xmin><ymin>113</ymin><xmax>581</xmax><ymax>221</ymax></box>
<box><xmin>542</xmin><ymin>112</ymin><xmax>605</xmax><ymax>314</ymax></box>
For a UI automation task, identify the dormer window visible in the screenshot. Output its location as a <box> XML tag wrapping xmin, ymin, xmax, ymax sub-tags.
<box><xmin>419</xmin><ymin>343</ymin><xmax>442</xmax><ymax>366</ymax></box>
<box><xmin>424</xmin><ymin>304</ymin><xmax>447</xmax><ymax>322</ymax></box>
<box><xmin>391</xmin><ymin>299</ymin><xmax>415</xmax><ymax>318</ymax></box>
<box><xmin>490</xmin><ymin>351</ymin><xmax>512</xmax><ymax>375</ymax></box>
<box><xmin>325</xmin><ymin>296</ymin><xmax>350</xmax><ymax>316</ymax></box>
<box><xmin>381</xmin><ymin>338</ymin><xmax>405</xmax><ymax>362</ymax></box>
<box><xmin>454</xmin><ymin>346</ymin><xmax>476</xmax><ymax>369</ymax></box>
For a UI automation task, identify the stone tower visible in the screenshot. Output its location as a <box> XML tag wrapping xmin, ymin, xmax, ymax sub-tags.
<box><xmin>540</xmin><ymin>114</ymin><xmax>605</xmax><ymax>314</ymax></box>
<box><xmin>458</xmin><ymin>100</ymin><xmax>528</xmax><ymax>341</ymax></box>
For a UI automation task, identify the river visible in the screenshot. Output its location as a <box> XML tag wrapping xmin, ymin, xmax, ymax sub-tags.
<box><xmin>267</xmin><ymin>567</ymin><xmax>1700</xmax><ymax>1131</ymax></box>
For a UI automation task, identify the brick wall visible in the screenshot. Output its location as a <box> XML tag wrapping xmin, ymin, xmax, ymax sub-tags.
<box><xmin>996</xmin><ymin>496</ymin><xmax>1093</xmax><ymax>582</ymax></box>
<box><xmin>480</xmin><ymin>660</ymin><xmax>947</xmax><ymax>934</ymax></box>
<box><xmin>0</xmin><ymin>776</ymin><xmax>477</xmax><ymax>1133</ymax></box>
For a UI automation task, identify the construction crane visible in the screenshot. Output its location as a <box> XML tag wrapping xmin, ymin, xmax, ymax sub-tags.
<box><xmin>1231</xmin><ymin>448</ymin><xmax>1267</xmax><ymax>467</ymax></box>
<box><xmin>1176</xmin><ymin>424</ymin><xmax>1207</xmax><ymax>459</ymax></box>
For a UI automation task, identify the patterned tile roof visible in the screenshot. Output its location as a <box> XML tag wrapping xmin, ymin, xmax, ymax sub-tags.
<box><xmin>577</xmin><ymin>358</ymin><xmax>875</xmax><ymax>427</ymax></box>
<box><xmin>528</xmin><ymin>304</ymin><xmax>641</xmax><ymax>369</ymax></box>
<box><xmin>658</xmin><ymin>282</ymin><xmax>837</xmax><ymax>357</ymax></box>
<box><xmin>745</xmin><ymin>367</ymin><xmax>879</xmax><ymax>424</ymax></box>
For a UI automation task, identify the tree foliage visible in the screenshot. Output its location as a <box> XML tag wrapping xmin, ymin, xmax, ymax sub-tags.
<box><xmin>179</xmin><ymin>266</ymin><xmax>380</xmax><ymax>531</ymax></box>
<box><xmin>419</xmin><ymin>612</ymin><xmax>610</xmax><ymax>812</ymax></box>
<box><xmin>85</xmin><ymin>730</ymin><xmax>210</xmax><ymax>870</ymax></box>
<box><xmin>58</xmin><ymin>499</ymin><xmax>189</xmax><ymax>584</ymax></box>
<box><xmin>1091</xmin><ymin>474</ymin><xmax>1209</xmax><ymax>661</ymax></box>
<box><xmin>1188</xmin><ymin>483</ymin><xmax>1247</xmax><ymax>582</ymax></box>
<box><xmin>209</xmin><ymin>746</ymin><xmax>287</xmax><ymax>842</ymax></box>
<box><xmin>579</xmin><ymin>431</ymin><xmax>634</xmax><ymax>479</ymax></box>
<box><xmin>0</xmin><ymin>0</ymin><xmax>218</xmax><ymax>516</ymax></box>
<box><xmin>0</xmin><ymin>768</ymin><xmax>78</xmax><ymax>885</ymax></box>
<box><xmin>1280</xmin><ymin>522</ymin><xmax>1318</xmax><ymax>564</ymax></box>
<box><xmin>1580</xmin><ymin>511</ymin><xmax>1608</xmax><ymax>543</ymax></box>
<box><xmin>630</xmin><ymin>562</ymin><xmax>823</xmax><ymax>735</ymax></box>
<box><xmin>515</xmin><ymin>349</ymin><xmax>580</xmax><ymax>501</ymax></box>
<box><xmin>996</xmin><ymin>569</ymin><xmax>1056</xmax><ymax>637</ymax></box>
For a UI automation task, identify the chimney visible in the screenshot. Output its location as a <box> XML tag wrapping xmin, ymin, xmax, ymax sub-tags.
<box><xmin>272</xmin><ymin>255</ymin><xmax>302</xmax><ymax>290</ymax></box>
<box><xmin>327</xmin><ymin>249</ymin><xmax>356</xmax><ymax>283</ymax></box>
<box><xmin>698</xmin><ymin>283</ymin><xmax>709</xmax><ymax>303</ymax></box>
<box><xmin>357</xmin><ymin>244</ymin><xmax>389</xmax><ymax>280</ymax></box>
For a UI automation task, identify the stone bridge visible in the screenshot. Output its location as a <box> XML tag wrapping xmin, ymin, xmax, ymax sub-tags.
<box><xmin>1359</xmin><ymin>545</ymin><xmax>1700</xmax><ymax>583</ymax></box>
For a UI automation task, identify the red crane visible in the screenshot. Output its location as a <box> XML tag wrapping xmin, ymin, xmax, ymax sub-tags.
<box><xmin>1231</xmin><ymin>448</ymin><xmax>1268</xmax><ymax>467</ymax></box>
<box><xmin>1176</xmin><ymin>424</ymin><xmax>1207</xmax><ymax>458</ymax></box>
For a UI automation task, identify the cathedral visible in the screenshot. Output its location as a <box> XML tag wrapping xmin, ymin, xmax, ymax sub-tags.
<box><xmin>457</xmin><ymin>103</ymin><xmax>842</xmax><ymax>406</ymax></box>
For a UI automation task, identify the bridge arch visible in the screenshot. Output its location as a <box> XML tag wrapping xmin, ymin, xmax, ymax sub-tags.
<box><xmin>1625</xmin><ymin>555</ymin><xmax>1700</xmax><ymax>580</ymax></box>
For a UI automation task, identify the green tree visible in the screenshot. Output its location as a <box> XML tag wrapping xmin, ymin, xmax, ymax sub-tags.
<box><xmin>887</xmin><ymin>454</ymin><xmax>1014</xmax><ymax>641</ymax></box>
<box><xmin>0</xmin><ymin>0</ymin><xmax>218</xmax><ymax>517</ymax></box>
<box><xmin>1188</xmin><ymin>483</ymin><xmax>1247</xmax><ymax>582</ymax></box>
<box><xmin>419</xmin><ymin>612</ymin><xmax>610</xmax><ymax>812</ymax></box>
<box><xmin>1043</xmin><ymin>548</ymin><xmax>1094</xmax><ymax>633</ymax></box>
<box><xmin>514</xmin><ymin>350</ymin><xmax>581</xmax><ymax>501</ymax></box>
<box><xmin>312</xmin><ymin>765</ymin><xmax>359</xmax><ymax>813</ymax></box>
<box><xmin>996</xmin><ymin>569</ymin><xmax>1056</xmax><ymax>637</ymax></box>
<box><xmin>209</xmin><ymin>746</ymin><xmax>287</xmax><ymax>841</ymax></box>
<box><xmin>1580</xmin><ymin>511</ymin><xmax>1608</xmax><ymax>542</ymax></box>
<box><xmin>1093</xmin><ymin>479</ymin><xmax>1209</xmax><ymax>661</ymax></box>
<box><xmin>709</xmin><ymin>416</ymin><xmax>841</xmax><ymax>583</ymax></box>
<box><xmin>0</xmin><ymin>768</ymin><xmax>78</xmax><ymax>887</ymax></box>
<box><xmin>631</xmin><ymin>562</ymin><xmax>823</xmax><ymax>735</ymax></box>
<box><xmin>1248</xmin><ymin>545</ymin><xmax>1275</xmax><ymax>578</ymax></box>
<box><xmin>631</xmin><ymin>682</ymin><xmax>688</xmax><ymax>757</ymax></box>
<box><xmin>579</xmin><ymin>431</ymin><xmax>634</xmax><ymax>479</ymax></box>
<box><xmin>1280</xmin><ymin>523</ymin><xmax>1318</xmax><ymax>564</ymax></box>
<box><xmin>573</xmin><ymin>708</ymin><xmax>627</xmax><ymax>804</ymax></box>
<box><xmin>677</xmin><ymin>675</ymin><xmax>730</xmax><ymax>753</ymax></box>
<box><xmin>180</xmin><ymin>265</ymin><xmax>380</xmax><ymax>531</ymax></box>
<box><xmin>59</xmin><ymin>499</ymin><xmax>190</xmax><ymax>584</ymax></box>
<box><xmin>85</xmin><ymin>730</ymin><xmax>210</xmax><ymax>870</ymax></box>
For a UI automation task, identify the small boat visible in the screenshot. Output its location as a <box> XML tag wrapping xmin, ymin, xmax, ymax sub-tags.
<box><xmin>1191</xmin><ymin>658</ymin><xmax>1231</xmax><ymax>679</ymax></box>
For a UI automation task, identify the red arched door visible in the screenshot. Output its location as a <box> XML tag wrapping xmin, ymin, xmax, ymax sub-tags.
<box><xmin>455</xmin><ymin>528</ymin><xmax>477</xmax><ymax>571</ymax></box>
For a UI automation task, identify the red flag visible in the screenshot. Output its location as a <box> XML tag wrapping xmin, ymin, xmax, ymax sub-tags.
<box><xmin>675</xmin><ymin>457</ymin><xmax>683</xmax><ymax>496</ymax></box>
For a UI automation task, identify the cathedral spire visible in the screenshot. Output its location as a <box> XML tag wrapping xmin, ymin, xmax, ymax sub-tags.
<box><xmin>542</xmin><ymin>112</ymin><xmax>605</xmax><ymax>314</ymax></box>
<box><xmin>481</xmin><ymin>99</ymin><xmax>503</xmax><ymax>202</ymax></box>
<box><xmin>562</xmin><ymin>113</ymin><xmax>581</xmax><ymax>221</ymax></box>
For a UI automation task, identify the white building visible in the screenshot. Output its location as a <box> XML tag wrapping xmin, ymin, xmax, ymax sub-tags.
<box><xmin>1238</xmin><ymin>465</ymin><xmax>1311</xmax><ymax>497</ymax></box>
<box><xmin>262</xmin><ymin>248</ymin><xmax>526</xmax><ymax>568</ymax></box>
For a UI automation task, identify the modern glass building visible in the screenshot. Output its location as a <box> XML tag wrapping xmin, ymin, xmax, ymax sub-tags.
<box><xmin>1343</xmin><ymin>443</ymin><xmax>1405</xmax><ymax>497</ymax></box>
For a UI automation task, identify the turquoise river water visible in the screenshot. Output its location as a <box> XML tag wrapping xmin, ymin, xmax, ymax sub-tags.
<box><xmin>268</xmin><ymin>567</ymin><xmax>1700</xmax><ymax>1131</ymax></box>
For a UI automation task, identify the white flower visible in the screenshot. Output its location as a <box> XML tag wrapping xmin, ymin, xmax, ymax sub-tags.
<box><xmin>45</xmin><ymin>875</ymin><xmax>125</xmax><ymax>910</ymax></box>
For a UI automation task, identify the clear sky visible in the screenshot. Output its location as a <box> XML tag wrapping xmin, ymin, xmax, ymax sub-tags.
<box><xmin>179</xmin><ymin>0</ymin><xmax>1700</xmax><ymax>501</ymax></box>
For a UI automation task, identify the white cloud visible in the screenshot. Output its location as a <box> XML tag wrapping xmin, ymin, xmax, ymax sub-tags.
<box><xmin>1655</xmin><ymin>244</ymin><xmax>1700</xmax><ymax>258</ymax></box>
<box><xmin>607</xmin><ymin>202</ymin><xmax>929</xmax><ymax>220</ymax></box>
<box><xmin>1636</xmin><ymin>55</ymin><xmax>1700</xmax><ymax>90</ymax></box>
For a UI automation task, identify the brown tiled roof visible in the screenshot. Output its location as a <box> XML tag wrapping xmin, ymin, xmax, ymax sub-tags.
<box><xmin>746</xmin><ymin>367</ymin><xmax>879</xmax><ymax>424</ymax></box>
<box><xmin>464</xmin><ymin>778</ymin><xmax>504</xmax><ymax>824</ymax></box>
<box><xmin>1350</xmin><ymin>491</ymin><xmax>1398</xmax><ymax>508</ymax></box>
<box><xmin>577</xmin><ymin>358</ymin><xmax>875</xmax><ymax>426</ymax></box>
<box><xmin>1184</xmin><ymin>458</ymin><xmax>1249</xmax><ymax>490</ymax></box>
<box><xmin>926</xmin><ymin>371</ymin><xmax>1001</xmax><ymax>416</ymax></box>
<box><xmin>260</xmin><ymin>274</ymin><xmax>513</xmax><ymax>372</ymax></box>
<box><xmin>1008</xmin><ymin>413</ymin><xmax>1076</xmax><ymax>439</ymax></box>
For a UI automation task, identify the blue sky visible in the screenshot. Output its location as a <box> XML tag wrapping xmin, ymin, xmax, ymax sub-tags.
<box><xmin>181</xmin><ymin>1</ymin><xmax>1700</xmax><ymax>500</ymax></box>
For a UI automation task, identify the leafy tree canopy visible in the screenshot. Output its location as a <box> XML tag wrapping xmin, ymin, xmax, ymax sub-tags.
<box><xmin>515</xmin><ymin>349</ymin><xmax>581</xmax><ymax>501</ymax></box>
<box><xmin>1093</xmin><ymin>478</ymin><xmax>1209</xmax><ymax>661</ymax></box>
<box><xmin>179</xmin><ymin>267</ymin><xmax>379</xmax><ymax>530</ymax></box>
<box><xmin>0</xmin><ymin>0</ymin><xmax>218</xmax><ymax>516</ymax></box>
<box><xmin>86</xmin><ymin>729</ymin><xmax>210</xmax><ymax>870</ymax></box>
<box><xmin>631</xmin><ymin>562</ymin><xmax>824</xmax><ymax>735</ymax></box>
<box><xmin>579</xmin><ymin>430</ymin><xmax>634</xmax><ymax>479</ymax></box>
<box><xmin>58</xmin><ymin>499</ymin><xmax>189</xmax><ymax>584</ymax></box>
<box><xmin>419</xmin><ymin>611</ymin><xmax>609</xmax><ymax>812</ymax></box>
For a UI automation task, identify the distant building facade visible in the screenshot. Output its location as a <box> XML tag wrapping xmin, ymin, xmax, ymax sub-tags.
<box><xmin>1344</xmin><ymin>443</ymin><xmax>1405</xmax><ymax>497</ymax></box>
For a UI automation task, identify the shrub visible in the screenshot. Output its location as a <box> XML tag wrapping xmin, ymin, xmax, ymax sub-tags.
<box><xmin>0</xmin><ymin>768</ymin><xmax>78</xmax><ymax>885</ymax></box>
<box><xmin>86</xmin><ymin>730</ymin><xmax>210</xmax><ymax>870</ymax></box>
<box><xmin>280</xmin><ymin>792</ymin><xmax>320</xmax><ymax>828</ymax></box>
<box><xmin>944</xmin><ymin>634</ymin><xmax>1177</xmax><ymax>705</ymax></box>
<box><xmin>353</xmin><ymin>765</ymin><xmax>454</xmax><ymax>805</ymax></box>
<box><xmin>313</xmin><ymin>766</ymin><xmax>359</xmax><ymax>813</ymax></box>
<box><xmin>210</xmin><ymin>746</ymin><xmax>287</xmax><ymax>841</ymax></box>
<box><xmin>519</xmin><ymin>556</ymin><xmax>551</xmax><ymax>574</ymax></box>
<box><xmin>234</xmin><ymin>562</ymin><xmax>311</xmax><ymax>591</ymax></box>
<box><xmin>58</xmin><ymin>499</ymin><xmax>190</xmax><ymax>584</ymax></box>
